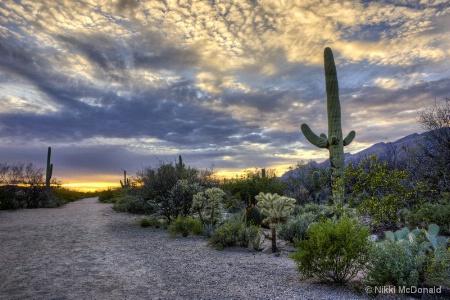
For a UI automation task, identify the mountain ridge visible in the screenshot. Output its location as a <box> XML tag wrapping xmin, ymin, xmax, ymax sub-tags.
<box><xmin>281</xmin><ymin>131</ymin><xmax>428</xmax><ymax>180</ymax></box>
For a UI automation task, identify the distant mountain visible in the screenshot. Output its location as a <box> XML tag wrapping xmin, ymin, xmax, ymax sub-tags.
<box><xmin>281</xmin><ymin>131</ymin><xmax>427</xmax><ymax>180</ymax></box>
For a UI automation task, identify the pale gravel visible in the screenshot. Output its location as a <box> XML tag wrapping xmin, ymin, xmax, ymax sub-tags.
<box><xmin>0</xmin><ymin>197</ymin><xmax>407</xmax><ymax>300</ymax></box>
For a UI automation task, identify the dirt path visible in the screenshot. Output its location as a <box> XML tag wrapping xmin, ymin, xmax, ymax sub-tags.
<box><xmin>0</xmin><ymin>197</ymin><xmax>375</xmax><ymax>300</ymax></box>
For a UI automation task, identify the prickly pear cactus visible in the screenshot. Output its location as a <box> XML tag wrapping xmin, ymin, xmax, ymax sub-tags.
<box><xmin>301</xmin><ymin>48</ymin><xmax>355</xmax><ymax>204</ymax></box>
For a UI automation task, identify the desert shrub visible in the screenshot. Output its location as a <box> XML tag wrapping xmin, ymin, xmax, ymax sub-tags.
<box><xmin>237</xmin><ymin>224</ymin><xmax>260</xmax><ymax>249</ymax></box>
<box><xmin>407</xmin><ymin>194</ymin><xmax>450</xmax><ymax>235</ymax></box>
<box><xmin>283</xmin><ymin>161</ymin><xmax>331</xmax><ymax>204</ymax></box>
<box><xmin>278</xmin><ymin>212</ymin><xmax>316</xmax><ymax>243</ymax></box>
<box><xmin>0</xmin><ymin>186</ymin><xmax>16</xmax><ymax>209</ymax></box>
<box><xmin>99</xmin><ymin>188</ymin><xmax>125</xmax><ymax>203</ymax></box>
<box><xmin>219</xmin><ymin>168</ymin><xmax>285</xmax><ymax>206</ymax></box>
<box><xmin>113</xmin><ymin>195</ymin><xmax>154</xmax><ymax>214</ymax></box>
<box><xmin>365</xmin><ymin>241</ymin><xmax>421</xmax><ymax>288</ymax></box>
<box><xmin>346</xmin><ymin>155</ymin><xmax>428</xmax><ymax>229</ymax></box>
<box><xmin>0</xmin><ymin>186</ymin><xmax>68</xmax><ymax>209</ymax></box>
<box><xmin>136</xmin><ymin>157</ymin><xmax>217</xmax><ymax>223</ymax></box>
<box><xmin>292</xmin><ymin>203</ymin><xmax>356</xmax><ymax>220</ymax></box>
<box><xmin>222</xmin><ymin>193</ymin><xmax>245</xmax><ymax>213</ymax></box>
<box><xmin>291</xmin><ymin>215</ymin><xmax>371</xmax><ymax>283</ymax></box>
<box><xmin>169</xmin><ymin>179</ymin><xmax>203</xmax><ymax>218</ymax></box>
<box><xmin>209</xmin><ymin>212</ymin><xmax>260</xmax><ymax>250</ymax></box>
<box><xmin>209</xmin><ymin>214</ymin><xmax>243</xmax><ymax>249</ymax></box>
<box><xmin>39</xmin><ymin>190</ymin><xmax>65</xmax><ymax>208</ymax></box>
<box><xmin>140</xmin><ymin>217</ymin><xmax>161</xmax><ymax>228</ymax></box>
<box><xmin>424</xmin><ymin>244</ymin><xmax>450</xmax><ymax>287</ymax></box>
<box><xmin>168</xmin><ymin>217</ymin><xmax>203</xmax><ymax>237</ymax></box>
<box><xmin>245</xmin><ymin>204</ymin><xmax>262</xmax><ymax>226</ymax></box>
<box><xmin>366</xmin><ymin>224</ymin><xmax>450</xmax><ymax>289</ymax></box>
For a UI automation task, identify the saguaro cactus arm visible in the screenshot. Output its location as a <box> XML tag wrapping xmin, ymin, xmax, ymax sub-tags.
<box><xmin>300</xmin><ymin>124</ymin><xmax>329</xmax><ymax>148</ymax></box>
<box><xmin>343</xmin><ymin>130</ymin><xmax>356</xmax><ymax>146</ymax></box>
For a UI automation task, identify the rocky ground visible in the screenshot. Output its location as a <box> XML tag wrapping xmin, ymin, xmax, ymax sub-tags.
<box><xmin>0</xmin><ymin>197</ymin><xmax>413</xmax><ymax>300</ymax></box>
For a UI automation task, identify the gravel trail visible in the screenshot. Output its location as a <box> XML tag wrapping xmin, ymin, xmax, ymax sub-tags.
<box><xmin>0</xmin><ymin>197</ymin><xmax>384</xmax><ymax>300</ymax></box>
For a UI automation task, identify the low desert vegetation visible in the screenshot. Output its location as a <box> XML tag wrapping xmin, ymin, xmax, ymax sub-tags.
<box><xmin>96</xmin><ymin>96</ymin><xmax>450</xmax><ymax>298</ymax></box>
<box><xmin>0</xmin><ymin>161</ymin><xmax>97</xmax><ymax>209</ymax></box>
<box><xmin>4</xmin><ymin>51</ymin><xmax>449</xmax><ymax>298</ymax></box>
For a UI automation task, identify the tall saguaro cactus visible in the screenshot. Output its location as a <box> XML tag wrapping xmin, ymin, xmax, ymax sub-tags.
<box><xmin>300</xmin><ymin>47</ymin><xmax>355</xmax><ymax>204</ymax></box>
<box><xmin>45</xmin><ymin>147</ymin><xmax>53</xmax><ymax>188</ymax></box>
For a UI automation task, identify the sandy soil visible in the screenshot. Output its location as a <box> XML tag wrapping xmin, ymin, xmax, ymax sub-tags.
<box><xmin>0</xmin><ymin>197</ymin><xmax>400</xmax><ymax>300</ymax></box>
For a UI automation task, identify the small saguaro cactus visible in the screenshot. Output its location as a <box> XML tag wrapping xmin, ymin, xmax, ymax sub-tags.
<box><xmin>45</xmin><ymin>147</ymin><xmax>53</xmax><ymax>188</ymax></box>
<box><xmin>300</xmin><ymin>47</ymin><xmax>355</xmax><ymax>205</ymax></box>
<box><xmin>261</xmin><ymin>168</ymin><xmax>266</xmax><ymax>178</ymax></box>
<box><xmin>120</xmin><ymin>169</ymin><xmax>130</xmax><ymax>188</ymax></box>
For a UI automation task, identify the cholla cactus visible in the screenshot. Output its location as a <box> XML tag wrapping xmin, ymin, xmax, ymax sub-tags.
<box><xmin>192</xmin><ymin>187</ymin><xmax>226</xmax><ymax>226</ymax></box>
<box><xmin>255</xmin><ymin>192</ymin><xmax>296</xmax><ymax>252</ymax></box>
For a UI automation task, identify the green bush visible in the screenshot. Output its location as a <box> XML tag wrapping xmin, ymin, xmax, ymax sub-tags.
<box><xmin>168</xmin><ymin>217</ymin><xmax>203</xmax><ymax>237</ymax></box>
<box><xmin>278</xmin><ymin>212</ymin><xmax>316</xmax><ymax>243</ymax></box>
<box><xmin>290</xmin><ymin>215</ymin><xmax>371</xmax><ymax>283</ymax></box>
<box><xmin>407</xmin><ymin>194</ymin><xmax>450</xmax><ymax>235</ymax></box>
<box><xmin>424</xmin><ymin>244</ymin><xmax>450</xmax><ymax>287</ymax></box>
<box><xmin>372</xmin><ymin>224</ymin><xmax>450</xmax><ymax>289</ymax></box>
<box><xmin>219</xmin><ymin>169</ymin><xmax>285</xmax><ymax>206</ymax></box>
<box><xmin>140</xmin><ymin>217</ymin><xmax>161</xmax><ymax>228</ymax></box>
<box><xmin>346</xmin><ymin>155</ymin><xmax>428</xmax><ymax>229</ymax></box>
<box><xmin>365</xmin><ymin>240</ymin><xmax>420</xmax><ymax>288</ymax></box>
<box><xmin>99</xmin><ymin>188</ymin><xmax>124</xmax><ymax>203</ymax></box>
<box><xmin>292</xmin><ymin>203</ymin><xmax>356</xmax><ymax>220</ymax></box>
<box><xmin>238</xmin><ymin>224</ymin><xmax>260</xmax><ymax>249</ymax></box>
<box><xmin>113</xmin><ymin>195</ymin><xmax>154</xmax><ymax>214</ymax></box>
<box><xmin>0</xmin><ymin>186</ymin><xmax>16</xmax><ymax>209</ymax></box>
<box><xmin>209</xmin><ymin>212</ymin><xmax>260</xmax><ymax>250</ymax></box>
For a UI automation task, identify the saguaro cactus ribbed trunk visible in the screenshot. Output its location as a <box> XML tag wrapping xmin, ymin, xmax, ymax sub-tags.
<box><xmin>45</xmin><ymin>147</ymin><xmax>53</xmax><ymax>188</ymax></box>
<box><xmin>300</xmin><ymin>47</ymin><xmax>355</xmax><ymax>204</ymax></box>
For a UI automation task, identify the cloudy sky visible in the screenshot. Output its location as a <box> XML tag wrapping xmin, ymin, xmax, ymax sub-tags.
<box><xmin>1</xmin><ymin>0</ymin><xmax>449</xmax><ymax>190</ymax></box>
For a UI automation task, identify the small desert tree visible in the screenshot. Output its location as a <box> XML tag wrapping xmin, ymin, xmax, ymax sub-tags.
<box><xmin>416</xmin><ymin>97</ymin><xmax>450</xmax><ymax>192</ymax></box>
<box><xmin>255</xmin><ymin>192</ymin><xmax>296</xmax><ymax>252</ymax></box>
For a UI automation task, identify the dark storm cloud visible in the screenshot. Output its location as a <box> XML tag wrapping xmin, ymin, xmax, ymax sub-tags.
<box><xmin>1</xmin><ymin>0</ymin><xmax>449</xmax><ymax>184</ymax></box>
<box><xmin>57</xmin><ymin>34</ymin><xmax>127</xmax><ymax>71</ymax></box>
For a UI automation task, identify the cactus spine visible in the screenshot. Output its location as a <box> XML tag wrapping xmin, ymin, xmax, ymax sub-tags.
<box><xmin>45</xmin><ymin>147</ymin><xmax>53</xmax><ymax>188</ymax></box>
<box><xmin>300</xmin><ymin>48</ymin><xmax>355</xmax><ymax>205</ymax></box>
